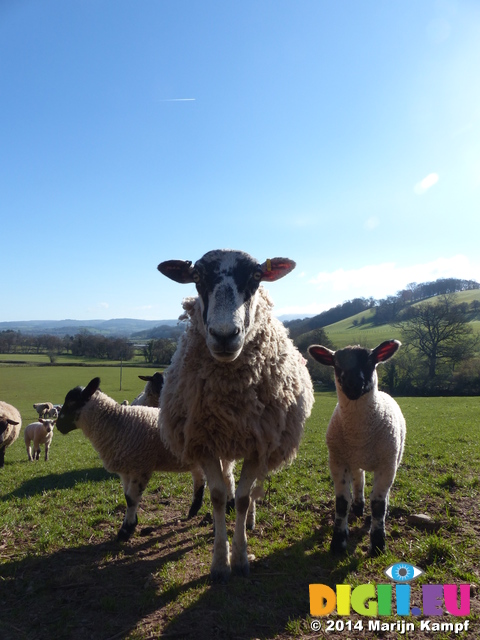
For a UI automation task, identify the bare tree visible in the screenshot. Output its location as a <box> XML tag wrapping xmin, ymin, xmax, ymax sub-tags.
<box><xmin>395</xmin><ymin>294</ymin><xmax>478</xmax><ymax>381</ymax></box>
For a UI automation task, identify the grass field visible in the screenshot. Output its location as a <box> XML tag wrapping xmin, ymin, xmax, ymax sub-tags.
<box><xmin>1</xmin><ymin>364</ymin><xmax>479</xmax><ymax>639</ymax></box>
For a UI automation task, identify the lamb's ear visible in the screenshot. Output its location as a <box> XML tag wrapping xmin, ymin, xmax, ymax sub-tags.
<box><xmin>259</xmin><ymin>258</ymin><xmax>296</xmax><ymax>282</ymax></box>
<box><xmin>371</xmin><ymin>340</ymin><xmax>401</xmax><ymax>364</ymax></box>
<box><xmin>158</xmin><ymin>260</ymin><xmax>194</xmax><ymax>284</ymax></box>
<box><xmin>308</xmin><ymin>345</ymin><xmax>336</xmax><ymax>367</ymax></box>
<box><xmin>83</xmin><ymin>377</ymin><xmax>101</xmax><ymax>400</ymax></box>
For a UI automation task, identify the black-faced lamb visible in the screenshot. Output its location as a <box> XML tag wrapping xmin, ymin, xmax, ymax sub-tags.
<box><xmin>0</xmin><ymin>401</ymin><xmax>22</xmax><ymax>468</ymax></box>
<box><xmin>24</xmin><ymin>419</ymin><xmax>55</xmax><ymax>461</ymax></box>
<box><xmin>308</xmin><ymin>339</ymin><xmax>406</xmax><ymax>556</ymax></box>
<box><xmin>56</xmin><ymin>377</ymin><xmax>207</xmax><ymax>540</ymax></box>
<box><xmin>158</xmin><ymin>249</ymin><xmax>315</xmax><ymax>581</ymax></box>
<box><xmin>131</xmin><ymin>372</ymin><xmax>165</xmax><ymax>407</ymax></box>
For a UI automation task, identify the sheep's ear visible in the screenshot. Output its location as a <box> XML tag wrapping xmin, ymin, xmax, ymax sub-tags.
<box><xmin>158</xmin><ymin>260</ymin><xmax>194</xmax><ymax>284</ymax></box>
<box><xmin>371</xmin><ymin>340</ymin><xmax>401</xmax><ymax>364</ymax></box>
<box><xmin>138</xmin><ymin>375</ymin><xmax>152</xmax><ymax>382</ymax></box>
<box><xmin>7</xmin><ymin>419</ymin><xmax>19</xmax><ymax>426</ymax></box>
<box><xmin>259</xmin><ymin>258</ymin><xmax>296</xmax><ymax>282</ymax></box>
<box><xmin>308</xmin><ymin>345</ymin><xmax>336</xmax><ymax>366</ymax></box>
<box><xmin>83</xmin><ymin>377</ymin><xmax>101</xmax><ymax>400</ymax></box>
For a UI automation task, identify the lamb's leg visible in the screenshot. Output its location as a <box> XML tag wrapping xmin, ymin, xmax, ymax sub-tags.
<box><xmin>187</xmin><ymin>467</ymin><xmax>206</xmax><ymax>518</ymax></box>
<box><xmin>44</xmin><ymin>442</ymin><xmax>49</xmax><ymax>461</ymax></box>
<box><xmin>369</xmin><ymin>467</ymin><xmax>396</xmax><ymax>556</ymax></box>
<box><xmin>351</xmin><ymin>468</ymin><xmax>365</xmax><ymax>517</ymax></box>
<box><xmin>26</xmin><ymin>439</ymin><xmax>33</xmax><ymax>462</ymax></box>
<box><xmin>231</xmin><ymin>458</ymin><xmax>258</xmax><ymax>576</ymax></box>
<box><xmin>221</xmin><ymin>459</ymin><xmax>236</xmax><ymax>513</ymax></box>
<box><xmin>329</xmin><ymin>457</ymin><xmax>352</xmax><ymax>554</ymax></box>
<box><xmin>202</xmin><ymin>458</ymin><xmax>230</xmax><ymax>582</ymax></box>
<box><xmin>34</xmin><ymin>444</ymin><xmax>41</xmax><ymax>461</ymax></box>
<box><xmin>117</xmin><ymin>472</ymin><xmax>151</xmax><ymax>542</ymax></box>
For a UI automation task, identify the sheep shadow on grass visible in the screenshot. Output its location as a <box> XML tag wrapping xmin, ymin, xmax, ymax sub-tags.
<box><xmin>0</xmin><ymin>467</ymin><xmax>114</xmax><ymax>500</ymax></box>
<box><xmin>0</xmin><ymin>508</ymin><xmax>361</xmax><ymax>640</ymax></box>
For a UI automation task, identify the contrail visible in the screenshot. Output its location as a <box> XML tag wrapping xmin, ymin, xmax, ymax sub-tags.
<box><xmin>158</xmin><ymin>98</ymin><xmax>196</xmax><ymax>102</ymax></box>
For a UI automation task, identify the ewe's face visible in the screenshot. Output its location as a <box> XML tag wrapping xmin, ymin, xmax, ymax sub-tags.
<box><xmin>56</xmin><ymin>387</ymin><xmax>84</xmax><ymax>434</ymax></box>
<box><xmin>192</xmin><ymin>250</ymin><xmax>263</xmax><ymax>362</ymax></box>
<box><xmin>334</xmin><ymin>347</ymin><xmax>377</xmax><ymax>401</ymax></box>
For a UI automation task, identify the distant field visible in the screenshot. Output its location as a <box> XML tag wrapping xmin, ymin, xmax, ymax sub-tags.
<box><xmin>0</xmin><ymin>363</ymin><xmax>479</xmax><ymax>639</ymax></box>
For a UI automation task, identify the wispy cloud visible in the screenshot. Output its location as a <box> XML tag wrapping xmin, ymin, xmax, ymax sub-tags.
<box><xmin>310</xmin><ymin>255</ymin><xmax>480</xmax><ymax>299</ymax></box>
<box><xmin>158</xmin><ymin>98</ymin><xmax>196</xmax><ymax>102</ymax></box>
<box><xmin>414</xmin><ymin>172</ymin><xmax>439</xmax><ymax>195</ymax></box>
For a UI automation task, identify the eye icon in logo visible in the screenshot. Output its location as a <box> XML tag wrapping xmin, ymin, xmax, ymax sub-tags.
<box><xmin>384</xmin><ymin>563</ymin><xmax>424</xmax><ymax>583</ymax></box>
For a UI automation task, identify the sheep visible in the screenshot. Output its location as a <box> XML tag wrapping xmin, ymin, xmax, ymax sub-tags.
<box><xmin>33</xmin><ymin>402</ymin><xmax>58</xmax><ymax>419</ymax></box>
<box><xmin>129</xmin><ymin>370</ymin><xmax>237</xmax><ymax>516</ymax></box>
<box><xmin>24</xmin><ymin>419</ymin><xmax>55</xmax><ymax>461</ymax></box>
<box><xmin>131</xmin><ymin>372</ymin><xmax>165</xmax><ymax>407</ymax></box>
<box><xmin>56</xmin><ymin>377</ymin><xmax>208</xmax><ymax>541</ymax></box>
<box><xmin>157</xmin><ymin>249</ymin><xmax>315</xmax><ymax>581</ymax></box>
<box><xmin>307</xmin><ymin>339</ymin><xmax>406</xmax><ymax>556</ymax></box>
<box><xmin>0</xmin><ymin>401</ymin><xmax>22</xmax><ymax>468</ymax></box>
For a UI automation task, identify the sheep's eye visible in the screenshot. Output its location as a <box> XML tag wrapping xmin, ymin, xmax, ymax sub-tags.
<box><xmin>253</xmin><ymin>270</ymin><xmax>262</xmax><ymax>281</ymax></box>
<box><xmin>192</xmin><ymin>271</ymin><xmax>200</xmax><ymax>283</ymax></box>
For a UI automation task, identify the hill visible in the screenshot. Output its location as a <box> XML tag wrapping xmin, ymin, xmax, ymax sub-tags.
<box><xmin>0</xmin><ymin>318</ymin><xmax>180</xmax><ymax>338</ymax></box>
<box><xmin>321</xmin><ymin>289</ymin><xmax>480</xmax><ymax>349</ymax></box>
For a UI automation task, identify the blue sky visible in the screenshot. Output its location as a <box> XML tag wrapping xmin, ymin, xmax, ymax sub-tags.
<box><xmin>1</xmin><ymin>0</ymin><xmax>479</xmax><ymax>322</ymax></box>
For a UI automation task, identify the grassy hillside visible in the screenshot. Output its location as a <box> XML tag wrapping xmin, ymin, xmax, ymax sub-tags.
<box><xmin>322</xmin><ymin>290</ymin><xmax>480</xmax><ymax>350</ymax></box>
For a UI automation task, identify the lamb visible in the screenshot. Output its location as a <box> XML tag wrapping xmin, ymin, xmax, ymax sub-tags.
<box><xmin>56</xmin><ymin>377</ymin><xmax>208</xmax><ymax>541</ymax></box>
<box><xmin>0</xmin><ymin>401</ymin><xmax>22</xmax><ymax>468</ymax></box>
<box><xmin>131</xmin><ymin>372</ymin><xmax>165</xmax><ymax>407</ymax></box>
<box><xmin>24</xmin><ymin>419</ymin><xmax>55</xmax><ymax>461</ymax></box>
<box><xmin>33</xmin><ymin>402</ymin><xmax>58</xmax><ymax>419</ymax></box>
<box><xmin>308</xmin><ymin>339</ymin><xmax>406</xmax><ymax>556</ymax></box>
<box><xmin>157</xmin><ymin>249</ymin><xmax>315</xmax><ymax>581</ymax></box>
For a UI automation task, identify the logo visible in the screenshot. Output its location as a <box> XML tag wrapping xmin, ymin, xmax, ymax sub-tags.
<box><xmin>309</xmin><ymin>562</ymin><xmax>471</xmax><ymax>629</ymax></box>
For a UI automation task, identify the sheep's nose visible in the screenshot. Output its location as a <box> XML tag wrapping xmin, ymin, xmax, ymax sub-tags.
<box><xmin>208</xmin><ymin>326</ymin><xmax>240</xmax><ymax>344</ymax></box>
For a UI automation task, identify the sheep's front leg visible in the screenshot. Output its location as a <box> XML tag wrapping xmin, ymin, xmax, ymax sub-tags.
<box><xmin>203</xmin><ymin>458</ymin><xmax>230</xmax><ymax>582</ymax></box>
<box><xmin>369</xmin><ymin>467</ymin><xmax>396</xmax><ymax>555</ymax></box>
<box><xmin>187</xmin><ymin>467</ymin><xmax>206</xmax><ymax>519</ymax></box>
<box><xmin>44</xmin><ymin>442</ymin><xmax>50</xmax><ymax>461</ymax></box>
<box><xmin>329</xmin><ymin>456</ymin><xmax>352</xmax><ymax>554</ymax></box>
<box><xmin>231</xmin><ymin>458</ymin><xmax>258</xmax><ymax>576</ymax></box>
<box><xmin>351</xmin><ymin>468</ymin><xmax>365</xmax><ymax>517</ymax></box>
<box><xmin>117</xmin><ymin>472</ymin><xmax>150</xmax><ymax>542</ymax></box>
<box><xmin>222</xmin><ymin>459</ymin><xmax>236</xmax><ymax>513</ymax></box>
<box><xmin>26</xmin><ymin>441</ymin><xmax>33</xmax><ymax>461</ymax></box>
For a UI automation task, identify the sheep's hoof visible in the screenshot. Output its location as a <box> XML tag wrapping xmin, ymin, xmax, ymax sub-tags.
<box><xmin>330</xmin><ymin>529</ymin><xmax>348</xmax><ymax>554</ymax></box>
<box><xmin>352</xmin><ymin>501</ymin><xmax>365</xmax><ymax>518</ymax></box>
<box><xmin>210</xmin><ymin>566</ymin><xmax>231</xmax><ymax>583</ymax></box>
<box><xmin>370</xmin><ymin>529</ymin><xmax>386</xmax><ymax>556</ymax></box>
<box><xmin>232</xmin><ymin>561</ymin><xmax>250</xmax><ymax>577</ymax></box>
<box><xmin>117</xmin><ymin>517</ymin><xmax>138</xmax><ymax>542</ymax></box>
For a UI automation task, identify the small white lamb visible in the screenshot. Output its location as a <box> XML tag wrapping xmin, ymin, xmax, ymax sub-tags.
<box><xmin>24</xmin><ymin>419</ymin><xmax>55</xmax><ymax>461</ymax></box>
<box><xmin>308</xmin><ymin>339</ymin><xmax>406</xmax><ymax>555</ymax></box>
<box><xmin>0</xmin><ymin>401</ymin><xmax>22</xmax><ymax>468</ymax></box>
<box><xmin>56</xmin><ymin>377</ymin><xmax>207</xmax><ymax>540</ymax></box>
<box><xmin>33</xmin><ymin>402</ymin><xmax>58</xmax><ymax>420</ymax></box>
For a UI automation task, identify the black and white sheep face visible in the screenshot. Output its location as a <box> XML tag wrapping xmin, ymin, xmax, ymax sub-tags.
<box><xmin>57</xmin><ymin>378</ymin><xmax>101</xmax><ymax>434</ymax></box>
<box><xmin>308</xmin><ymin>340</ymin><xmax>401</xmax><ymax>401</ymax></box>
<box><xmin>158</xmin><ymin>249</ymin><xmax>296</xmax><ymax>363</ymax></box>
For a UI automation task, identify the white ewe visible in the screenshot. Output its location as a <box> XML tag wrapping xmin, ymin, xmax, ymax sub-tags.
<box><xmin>56</xmin><ymin>377</ymin><xmax>207</xmax><ymax>540</ymax></box>
<box><xmin>158</xmin><ymin>249</ymin><xmax>314</xmax><ymax>581</ymax></box>
<box><xmin>24</xmin><ymin>419</ymin><xmax>55</xmax><ymax>461</ymax></box>
<box><xmin>308</xmin><ymin>339</ymin><xmax>406</xmax><ymax>555</ymax></box>
<box><xmin>33</xmin><ymin>402</ymin><xmax>58</xmax><ymax>420</ymax></box>
<box><xmin>0</xmin><ymin>401</ymin><xmax>22</xmax><ymax>468</ymax></box>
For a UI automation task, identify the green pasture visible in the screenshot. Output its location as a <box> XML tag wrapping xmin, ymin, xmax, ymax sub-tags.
<box><xmin>1</xmin><ymin>364</ymin><xmax>479</xmax><ymax>639</ymax></box>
